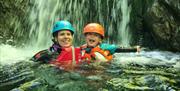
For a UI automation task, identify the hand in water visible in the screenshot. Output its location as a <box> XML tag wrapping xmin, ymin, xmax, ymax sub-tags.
<box><xmin>135</xmin><ymin>46</ymin><xmax>141</xmax><ymax>56</ymax></box>
<box><xmin>136</xmin><ymin>46</ymin><xmax>141</xmax><ymax>53</ymax></box>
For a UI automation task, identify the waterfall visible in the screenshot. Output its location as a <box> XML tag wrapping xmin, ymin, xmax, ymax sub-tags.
<box><xmin>27</xmin><ymin>0</ymin><xmax>88</xmax><ymax>48</ymax></box>
<box><xmin>107</xmin><ymin>0</ymin><xmax>131</xmax><ymax>47</ymax></box>
<box><xmin>0</xmin><ymin>0</ymin><xmax>133</xmax><ymax>64</ymax></box>
<box><xmin>119</xmin><ymin>0</ymin><xmax>131</xmax><ymax>47</ymax></box>
<box><xmin>28</xmin><ymin>0</ymin><xmax>59</xmax><ymax>49</ymax></box>
<box><xmin>1</xmin><ymin>1</ymin><xmax>180</xmax><ymax>90</ymax></box>
<box><xmin>100</xmin><ymin>0</ymin><xmax>132</xmax><ymax>46</ymax></box>
<box><xmin>27</xmin><ymin>0</ymin><xmax>132</xmax><ymax>48</ymax></box>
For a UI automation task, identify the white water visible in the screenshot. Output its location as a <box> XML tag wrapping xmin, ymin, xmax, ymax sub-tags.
<box><xmin>28</xmin><ymin>0</ymin><xmax>88</xmax><ymax>48</ymax></box>
<box><xmin>28</xmin><ymin>0</ymin><xmax>59</xmax><ymax>48</ymax></box>
<box><xmin>1</xmin><ymin>43</ymin><xmax>179</xmax><ymax>68</ymax></box>
<box><xmin>0</xmin><ymin>0</ymin><xmax>88</xmax><ymax>64</ymax></box>
<box><xmin>1</xmin><ymin>0</ymin><xmax>179</xmax><ymax>66</ymax></box>
<box><xmin>119</xmin><ymin>0</ymin><xmax>131</xmax><ymax>47</ymax></box>
<box><xmin>0</xmin><ymin>44</ymin><xmax>40</xmax><ymax>64</ymax></box>
<box><xmin>106</xmin><ymin>0</ymin><xmax>131</xmax><ymax>46</ymax></box>
<box><xmin>113</xmin><ymin>51</ymin><xmax>180</xmax><ymax>70</ymax></box>
<box><xmin>7</xmin><ymin>0</ymin><xmax>133</xmax><ymax>47</ymax></box>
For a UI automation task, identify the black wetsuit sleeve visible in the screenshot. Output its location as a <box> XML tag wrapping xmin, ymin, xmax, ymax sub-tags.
<box><xmin>30</xmin><ymin>49</ymin><xmax>53</xmax><ymax>63</ymax></box>
<box><xmin>115</xmin><ymin>48</ymin><xmax>137</xmax><ymax>53</ymax></box>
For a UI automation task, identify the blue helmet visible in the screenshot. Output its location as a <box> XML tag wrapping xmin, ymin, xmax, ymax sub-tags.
<box><xmin>52</xmin><ymin>20</ymin><xmax>75</xmax><ymax>36</ymax></box>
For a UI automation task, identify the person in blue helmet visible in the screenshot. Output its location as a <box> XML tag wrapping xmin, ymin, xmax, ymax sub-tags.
<box><xmin>31</xmin><ymin>20</ymin><xmax>82</xmax><ymax>70</ymax></box>
<box><xmin>11</xmin><ymin>20</ymin><xmax>83</xmax><ymax>91</ymax></box>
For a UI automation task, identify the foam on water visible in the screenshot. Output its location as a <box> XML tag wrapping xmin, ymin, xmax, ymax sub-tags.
<box><xmin>1</xmin><ymin>43</ymin><xmax>179</xmax><ymax>69</ymax></box>
<box><xmin>0</xmin><ymin>44</ymin><xmax>41</xmax><ymax>64</ymax></box>
<box><xmin>113</xmin><ymin>51</ymin><xmax>180</xmax><ymax>67</ymax></box>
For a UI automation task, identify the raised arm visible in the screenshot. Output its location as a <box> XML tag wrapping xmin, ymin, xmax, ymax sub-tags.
<box><xmin>115</xmin><ymin>46</ymin><xmax>140</xmax><ymax>53</ymax></box>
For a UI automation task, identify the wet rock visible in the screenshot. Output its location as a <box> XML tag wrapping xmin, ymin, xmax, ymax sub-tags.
<box><xmin>106</xmin><ymin>69</ymin><xmax>122</xmax><ymax>75</ymax></box>
<box><xmin>1</xmin><ymin>50</ymin><xmax>180</xmax><ymax>91</ymax></box>
<box><xmin>130</xmin><ymin>0</ymin><xmax>180</xmax><ymax>51</ymax></box>
<box><xmin>0</xmin><ymin>61</ymin><xmax>35</xmax><ymax>91</ymax></box>
<box><xmin>69</xmin><ymin>72</ymin><xmax>82</xmax><ymax>80</ymax></box>
<box><xmin>55</xmin><ymin>81</ymin><xmax>89</xmax><ymax>91</ymax></box>
<box><xmin>86</xmin><ymin>75</ymin><xmax>102</xmax><ymax>81</ymax></box>
<box><xmin>11</xmin><ymin>79</ymin><xmax>42</xmax><ymax>91</ymax></box>
<box><xmin>107</xmin><ymin>75</ymin><xmax>177</xmax><ymax>91</ymax></box>
<box><xmin>173</xmin><ymin>60</ymin><xmax>180</xmax><ymax>68</ymax></box>
<box><xmin>144</xmin><ymin>0</ymin><xmax>180</xmax><ymax>51</ymax></box>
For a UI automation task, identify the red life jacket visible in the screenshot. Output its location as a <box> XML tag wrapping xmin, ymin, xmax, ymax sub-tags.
<box><xmin>49</xmin><ymin>46</ymin><xmax>81</xmax><ymax>69</ymax></box>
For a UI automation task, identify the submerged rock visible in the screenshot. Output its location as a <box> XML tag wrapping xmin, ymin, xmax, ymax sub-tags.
<box><xmin>86</xmin><ymin>75</ymin><xmax>102</xmax><ymax>81</ymax></box>
<box><xmin>0</xmin><ymin>56</ymin><xmax>180</xmax><ymax>91</ymax></box>
<box><xmin>107</xmin><ymin>75</ymin><xmax>177</xmax><ymax>91</ymax></box>
<box><xmin>55</xmin><ymin>81</ymin><xmax>89</xmax><ymax>91</ymax></box>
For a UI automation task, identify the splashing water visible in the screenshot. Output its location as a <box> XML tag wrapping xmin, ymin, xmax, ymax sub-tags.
<box><xmin>27</xmin><ymin>0</ymin><xmax>89</xmax><ymax>48</ymax></box>
<box><xmin>1</xmin><ymin>0</ymin><xmax>179</xmax><ymax>66</ymax></box>
<box><xmin>28</xmin><ymin>0</ymin><xmax>59</xmax><ymax>48</ymax></box>
<box><xmin>27</xmin><ymin>0</ymin><xmax>132</xmax><ymax>48</ymax></box>
<box><xmin>113</xmin><ymin>51</ymin><xmax>180</xmax><ymax>70</ymax></box>
<box><xmin>0</xmin><ymin>0</ymin><xmax>180</xmax><ymax>90</ymax></box>
<box><xmin>105</xmin><ymin>0</ymin><xmax>131</xmax><ymax>46</ymax></box>
<box><xmin>0</xmin><ymin>44</ymin><xmax>38</xmax><ymax>64</ymax></box>
<box><xmin>0</xmin><ymin>0</ymin><xmax>88</xmax><ymax>64</ymax></box>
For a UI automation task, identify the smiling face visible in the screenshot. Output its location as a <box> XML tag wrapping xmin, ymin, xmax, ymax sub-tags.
<box><xmin>55</xmin><ymin>30</ymin><xmax>73</xmax><ymax>48</ymax></box>
<box><xmin>85</xmin><ymin>32</ymin><xmax>102</xmax><ymax>47</ymax></box>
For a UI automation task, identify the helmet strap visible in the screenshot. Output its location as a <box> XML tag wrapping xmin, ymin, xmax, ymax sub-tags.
<box><xmin>54</xmin><ymin>37</ymin><xmax>58</xmax><ymax>42</ymax></box>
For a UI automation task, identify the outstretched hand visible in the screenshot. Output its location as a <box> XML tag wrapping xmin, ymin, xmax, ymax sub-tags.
<box><xmin>136</xmin><ymin>46</ymin><xmax>141</xmax><ymax>53</ymax></box>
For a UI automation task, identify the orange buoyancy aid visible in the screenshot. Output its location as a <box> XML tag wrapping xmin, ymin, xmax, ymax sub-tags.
<box><xmin>49</xmin><ymin>46</ymin><xmax>81</xmax><ymax>69</ymax></box>
<box><xmin>81</xmin><ymin>46</ymin><xmax>113</xmax><ymax>62</ymax></box>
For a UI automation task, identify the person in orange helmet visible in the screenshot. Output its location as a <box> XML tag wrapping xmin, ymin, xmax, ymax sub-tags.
<box><xmin>81</xmin><ymin>23</ymin><xmax>140</xmax><ymax>63</ymax></box>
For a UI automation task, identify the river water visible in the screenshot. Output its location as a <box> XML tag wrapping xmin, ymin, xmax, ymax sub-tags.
<box><xmin>0</xmin><ymin>44</ymin><xmax>180</xmax><ymax>90</ymax></box>
<box><xmin>0</xmin><ymin>0</ymin><xmax>180</xmax><ymax>90</ymax></box>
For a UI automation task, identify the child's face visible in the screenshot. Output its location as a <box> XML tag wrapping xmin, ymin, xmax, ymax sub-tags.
<box><xmin>85</xmin><ymin>32</ymin><xmax>102</xmax><ymax>47</ymax></box>
<box><xmin>55</xmin><ymin>30</ymin><xmax>73</xmax><ymax>47</ymax></box>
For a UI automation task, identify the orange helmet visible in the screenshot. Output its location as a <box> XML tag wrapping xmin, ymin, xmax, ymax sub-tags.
<box><xmin>83</xmin><ymin>23</ymin><xmax>105</xmax><ymax>38</ymax></box>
